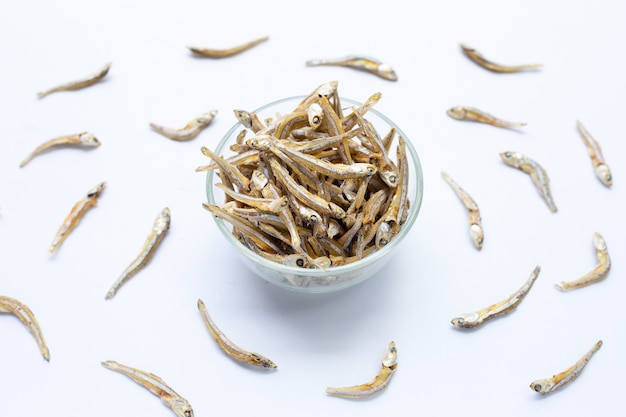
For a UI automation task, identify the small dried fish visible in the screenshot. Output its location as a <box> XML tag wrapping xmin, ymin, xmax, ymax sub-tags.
<box><xmin>37</xmin><ymin>62</ymin><xmax>111</xmax><ymax>98</ymax></box>
<box><xmin>576</xmin><ymin>120</ymin><xmax>612</xmax><ymax>187</ymax></box>
<box><xmin>102</xmin><ymin>360</ymin><xmax>194</xmax><ymax>417</ymax></box>
<box><xmin>202</xmin><ymin>82</ymin><xmax>413</xmax><ymax>271</ymax></box>
<box><xmin>0</xmin><ymin>295</ymin><xmax>50</xmax><ymax>361</ymax></box>
<box><xmin>105</xmin><ymin>208</ymin><xmax>171</xmax><ymax>299</ymax></box>
<box><xmin>530</xmin><ymin>340</ymin><xmax>602</xmax><ymax>394</ymax></box>
<box><xmin>441</xmin><ymin>171</ymin><xmax>483</xmax><ymax>250</ymax></box>
<box><xmin>20</xmin><ymin>132</ymin><xmax>101</xmax><ymax>168</ymax></box>
<box><xmin>451</xmin><ymin>266</ymin><xmax>540</xmax><ymax>329</ymax></box>
<box><xmin>197</xmin><ymin>299</ymin><xmax>277</xmax><ymax>369</ymax></box>
<box><xmin>460</xmin><ymin>44</ymin><xmax>541</xmax><ymax>73</ymax></box>
<box><xmin>556</xmin><ymin>232</ymin><xmax>610</xmax><ymax>291</ymax></box>
<box><xmin>305</xmin><ymin>55</ymin><xmax>398</xmax><ymax>81</ymax></box>
<box><xmin>49</xmin><ymin>181</ymin><xmax>106</xmax><ymax>253</ymax></box>
<box><xmin>326</xmin><ymin>341</ymin><xmax>397</xmax><ymax>398</ymax></box>
<box><xmin>150</xmin><ymin>110</ymin><xmax>217</xmax><ymax>141</ymax></box>
<box><xmin>500</xmin><ymin>151</ymin><xmax>557</xmax><ymax>212</ymax></box>
<box><xmin>188</xmin><ymin>36</ymin><xmax>269</xmax><ymax>58</ymax></box>
<box><xmin>447</xmin><ymin>106</ymin><xmax>525</xmax><ymax>128</ymax></box>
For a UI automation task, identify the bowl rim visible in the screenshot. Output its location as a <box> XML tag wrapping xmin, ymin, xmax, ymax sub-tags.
<box><xmin>205</xmin><ymin>95</ymin><xmax>424</xmax><ymax>278</ymax></box>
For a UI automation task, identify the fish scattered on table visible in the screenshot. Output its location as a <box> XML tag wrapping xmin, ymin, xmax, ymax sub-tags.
<box><xmin>460</xmin><ymin>44</ymin><xmax>541</xmax><ymax>73</ymax></box>
<box><xmin>0</xmin><ymin>295</ymin><xmax>50</xmax><ymax>361</ymax></box>
<box><xmin>576</xmin><ymin>120</ymin><xmax>612</xmax><ymax>187</ymax></box>
<box><xmin>102</xmin><ymin>360</ymin><xmax>194</xmax><ymax>417</ymax></box>
<box><xmin>105</xmin><ymin>208</ymin><xmax>171</xmax><ymax>299</ymax></box>
<box><xmin>197</xmin><ymin>299</ymin><xmax>277</xmax><ymax>369</ymax></box>
<box><xmin>37</xmin><ymin>62</ymin><xmax>112</xmax><ymax>98</ymax></box>
<box><xmin>188</xmin><ymin>36</ymin><xmax>269</xmax><ymax>58</ymax></box>
<box><xmin>49</xmin><ymin>181</ymin><xmax>106</xmax><ymax>253</ymax></box>
<box><xmin>556</xmin><ymin>232</ymin><xmax>610</xmax><ymax>291</ymax></box>
<box><xmin>150</xmin><ymin>110</ymin><xmax>218</xmax><ymax>141</ymax></box>
<box><xmin>530</xmin><ymin>340</ymin><xmax>602</xmax><ymax>394</ymax></box>
<box><xmin>326</xmin><ymin>341</ymin><xmax>397</xmax><ymax>398</ymax></box>
<box><xmin>305</xmin><ymin>55</ymin><xmax>398</xmax><ymax>81</ymax></box>
<box><xmin>441</xmin><ymin>171</ymin><xmax>483</xmax><ymax>250</ymax></box>
<box><xmin>451</xmin><ymin>266</ymin><xmax>540</xmax><ymax>329</ymax></box>
<box><xmin>447</xmin><ymin>106</ymin><xmax>526</xmax><ymax>128</ymax></box>
<box><xmin>500</xmin><ymin>151</ymin><xmax>557</xmax><ymax>212</ymax></box>
<box><xmin>20</xmin><ymin>132</ymin><xmax>101</xmax><ymax>167</ymax></box>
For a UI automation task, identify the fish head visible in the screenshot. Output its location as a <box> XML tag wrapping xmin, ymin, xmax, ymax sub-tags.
<box><xmin>529</xmin><ymin>378</ymin><xmax>554</xmax><ymax>394</ymax></box>
<box><xmin>446</xmin><ymin>106</ymin><xmax>466</xmax><ymax>120</ymax></box>
<box><xmin>248</xmin><ymin>353</ymin><xmax>278</xmax><ymax>369</ymax></box>
<box><xmin>592</xmin><ymin>232</ymin><xmax>607</xmax><ymax>252</ymax></box>
<box><xmin>470</xmin><ymin>224</ymin><xmax>484</xmax><ymax>249</ymax></box>
<box><xmin>283</xmin><ymin>254</ymin><xmax>309</xmax><ymax>268</ymax></box>
<box><xmin>233</xmin><ymin>109</ymin><xmax>253</xmax><ymax>128</ymax></box>
<box><xmin>316</xmin><ymin>80</ymin><xmax>338</xmax><ymax>98</ymax></box>
<box><xmin>251</xmin><ymin>169</ymin><xmax>269</xmax><ymax>191</ymax></box>
<box><xmin>79</xmin><ymin>132</ymin><xmax>101</xmax><ymax>147</ymax></box>
<box><xmin>246</xmin><ymin>135</ymin><xmax>273</xmax><ymax>150</ymax></box>
<box><xmin>153</xmin><ymin>207</ymin><xmax>171</xmax><ymax>232</ymax></box>
<box><xmin>451</xmin><ymin>312</ymin><xmax>481</xmax><ymax>328</ymax></box>
<box><xmin>382</xmin><ymin>341</ymin><xmax>398</xmax><ymax>368</ymax></box>
<box><xmin>377</xmin><ymin>63</ymin><xmax>398</xmax><ymax>81</ymax></box>
<box><xmin>196</xmin><ymin>110</ymin><xmax>218</xmax><ymax>125</ymax></box>
<box><xmin>595</xmin><ymin>164</ymin><xmax>612</xmax><ymax>187</ymax></box>
<box><xmin>307</xmin><ymin>103</ymin><xmax>323</xmax><ymax>128</ymax></box>
<box><xmin>86</xmin><ymin>181</ymin><xmax>106</xmax><ymax>198</ymax></box>
<box><xmin>171</xmin><ymin>399</ymin><xmax>194</xmax><ymax>417</ymax></box>
<box><xmin>499</xmin><ymin>151</ymin><xmax>523</xmax><ymax>168</ymax></box>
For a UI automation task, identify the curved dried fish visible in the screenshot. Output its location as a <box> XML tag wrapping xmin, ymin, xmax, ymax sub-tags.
<box><xmin>500</xmin><ymin>151</ymin><xmax>557</xmax><ymax>213</ymax></box>
<box><xmin>0</xmin><ymin>295</ymin><xmax>50</xmax><ymax>361</ymax></box>
<box><xmin>530</xmin><ymin>340</ymin><xmax>602</xmax><ymax>394</ymax></box>
<box><xmin>102</xmin><ymin>360</ymin><xmax>194</xmax><ymax>417</ymax></box>
<box><xmin>306</xmin><ymin>55</ymin><xmax>398</xmax><ymax>81</ymax></box>
<box><xmin>451</xmin><ymin>266</ymin><xmax>540</xmax><ymax>329</ymax></box>
<box><xmin>326</xmin><ymin>341</ymin><xmax>397</xmax><ymax>398</ymax></box>
<box><xmin>188</xmin><ymin>36</ymin><xmax>269</xmax><ymax>58</ymax></box>
<box><xmin>576</xmin><ymin>120</ymin><xmax>612</xmax><ymax>187</ymax></box>
<box><xmin>556</xmin><ymin>232</ymin><xmax>610</xmax><ymax>291</ymax></box>
<box><xmin>441</xmin><ymin>171</ymin><xmax>483</xmax><ymax>249</ymax></box>
<box><xmin>105</xmin><ymin>208</ymin><xmax>171</xmax><ymax>299</ymax></box>
<box><xmin>197</xmin><ymin>299</ymin><xmax>277</xmax><ymax>369</ymax></box>
<box><xmin>460</xmin><ymin>44</ymin><xmax>541</xmax><ymax>73</ymax></box>
<box><xmin>37</xmin><ymin>62</ymin><xmax>111</xmax><ymax>98</ymax></box>
<box><xmin>447</xmin><ymin>106</ymin><xmax>525</xmax><ymax>128</ymax></box>
<box><xmin>150</xmin><ymin>110</ymin><xmax>217</xmax><ymax>141</ymax></box>
<box><xmin>20</xmin><ymin>132</ymin><xmax>100</xmax><ymax>168</ymax></box>
<box><xmin>49</xmin><ymin>181</ymin><xmax>106</xmax><ymax>253</ymax></box>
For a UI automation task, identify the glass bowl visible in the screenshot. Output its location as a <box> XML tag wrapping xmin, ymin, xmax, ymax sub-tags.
<box><xmin>205</xmin><ymin>95</ymin><xmax>423</xmax><ymax>293</ymax></box>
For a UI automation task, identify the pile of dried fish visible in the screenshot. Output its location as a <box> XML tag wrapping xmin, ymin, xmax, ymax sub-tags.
<box><xmin>199</xmin><ymin>81</ymin><xmax>412</xmax><ymax>269</ymax></box>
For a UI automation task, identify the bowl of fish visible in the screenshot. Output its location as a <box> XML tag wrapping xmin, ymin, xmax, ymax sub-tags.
<box><xmin>202</xmin><ymin>81</ymin><xmax>423</xmax><ymax>293</ymax></box>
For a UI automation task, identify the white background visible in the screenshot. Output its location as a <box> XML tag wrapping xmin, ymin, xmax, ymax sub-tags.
<box><xmin>1</xmin><ymin>0</ymin><xmax>624</xmax><ymax>416</ymax></box>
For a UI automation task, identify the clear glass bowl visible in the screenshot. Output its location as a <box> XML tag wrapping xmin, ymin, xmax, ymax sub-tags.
<box><xmin>206</xmin><ymin>96</ymin><xmax>423</xmax><ymax>293</ymax></box>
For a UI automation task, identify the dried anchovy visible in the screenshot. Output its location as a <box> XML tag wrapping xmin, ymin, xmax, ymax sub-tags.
<box><xmin>188</xmin><ymin>36</ymin><xmax>269</xmax><ymax>58</ymax></box>
<box><xmin>460</xmin><ymin>44</ymin><xmax>541</xmax><ymax>73</ymax></box>
<box><xmin>326</xmin><ymin>341</ymin><xmax>397</xmax><ymax>398</ymax></box>
<box><xmin>37</xmin><ymin>62</ymin><xmax>111</xmax><ymax>98</ymax></box>
<box><xmin>200</xmin><ymin>82</ymin><xmax>413</xmax><ymax>269</ymax></box>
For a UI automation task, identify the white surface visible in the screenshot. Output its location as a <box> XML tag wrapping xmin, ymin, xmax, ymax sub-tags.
<box><xmin>0</xmin><ymin>0</ymin><xmax>624</xmax><ymax>415</ymax></box>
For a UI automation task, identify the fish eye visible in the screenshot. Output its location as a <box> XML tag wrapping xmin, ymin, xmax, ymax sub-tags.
<box><xmin>533</xmin><ymin>384</ymin><xmax>542</xmax><ymax>392</ymax></box>
<box><xmin>296</xmin><ymin>258</ymin><xmax>305</xmax><ymax>267</ymax></box>
<box><xmin>504</xmin><ymin>152</ymin><xmax>512</xmax><ymax>158</ymax></box>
